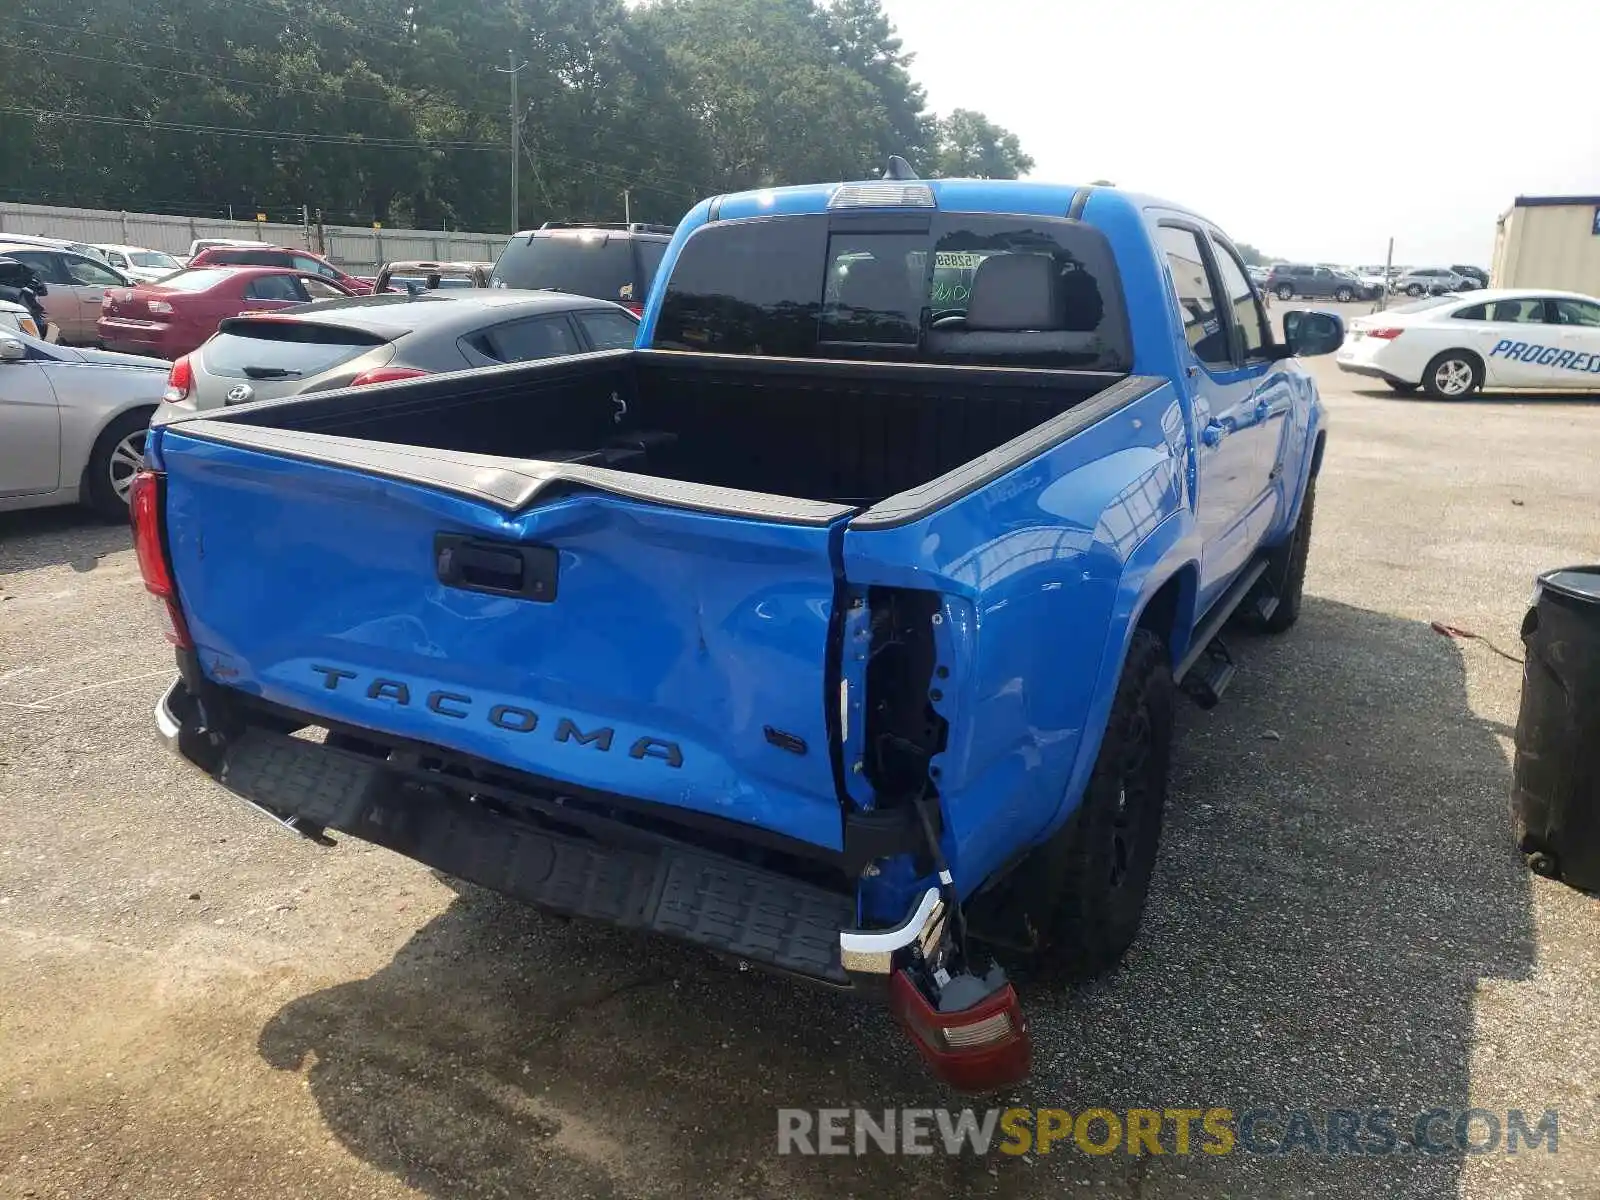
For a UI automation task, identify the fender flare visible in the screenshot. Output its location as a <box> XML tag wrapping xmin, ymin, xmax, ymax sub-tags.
<box><xmin>1028</xmin><ymin>507</ymin><xmax>1197</xmax><ymax>848</ymax></box>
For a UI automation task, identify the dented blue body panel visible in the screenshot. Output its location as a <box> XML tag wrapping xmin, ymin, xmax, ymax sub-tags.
<box><xmin>150</xmin><ymin>176</ymin><xmax>1329</xmax><ymax>927</ymax></box>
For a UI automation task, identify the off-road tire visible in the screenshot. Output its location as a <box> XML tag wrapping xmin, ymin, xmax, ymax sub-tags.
<box><xmin>84</xmin><ymin>409</ymin><xmax>152</xmax><ymax>521</ymax></box>
<box><xmin>1253</xmin><ymin>472</ymin><xmax>1316</xmax><ymax>634</ymax></box>
<box><xmin>1021</xmin><ymin>629</ymin><xmax>1174</xmax><ymax>981</ymax></box>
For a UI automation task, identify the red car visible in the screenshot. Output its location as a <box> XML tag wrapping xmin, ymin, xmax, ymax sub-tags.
<box><xmin>186</xmin><ymin>245</ymin><xmax>375</xmax><ymax>294</ymax></box>
<box><xmin>97</xmin><ymin>266</ymin><xmax>356</xmax><ymax>359</ymax></box>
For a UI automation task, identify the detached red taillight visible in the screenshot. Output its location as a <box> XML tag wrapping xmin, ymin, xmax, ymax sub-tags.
<box><xmin>1365</xmin><ymin>327</ymin><xmax>1405</xmax><ymax>340</ymax></box>
<box><xmin>128</xmin><ymin>470</ymin><xmax>192</xmax><ymax>649</ymax></box>
<box><xmin>349</xmin><ymin>366</ymin><xmax>429</xmax><ymax>387</ymax></box>
<box><xmin>163</xmin><ymin>354</ymin><xmax>193</xmax><ymax>402</ymax></box>
<box><xmin>889</xmin><ymin>969</ymin><xmax>1031</xmax><ymax>1094</ymax></box>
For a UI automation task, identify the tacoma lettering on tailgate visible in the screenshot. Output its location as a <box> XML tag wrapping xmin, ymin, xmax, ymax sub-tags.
<box><xmin>310</xmin><ymin>664</ymin><xmax>685</xmax><ymax>768</ymax></box>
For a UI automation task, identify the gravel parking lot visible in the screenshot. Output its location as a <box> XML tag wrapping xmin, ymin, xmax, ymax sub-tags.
<box><xmin>3</xmin><ymin>308</ymin><xmax>1598</xmax><ymax>1199</ymax></box>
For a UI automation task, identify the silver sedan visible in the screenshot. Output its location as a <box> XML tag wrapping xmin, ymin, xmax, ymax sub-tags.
<box><xmin>0</xmin><ymin>330</ymin><xmax>167</xmax><ymax>519</ymax></box>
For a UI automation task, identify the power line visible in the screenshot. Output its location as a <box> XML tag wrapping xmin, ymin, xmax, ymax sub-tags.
<box><xmin>0</xmin><ymin>15</ymin><xmax>714</xmax><ymax>159</ymax></box>
<box><xmin>0</xmin><ymin>10</ymin><xmax>724</xmax><ymax>170</ymax></box>
<box><xmin>0</xmin><ymin>40</ymin><xmax>500</xmax><ymax>119</ymax></box>
<box><xmin>220</xmin><ymin>0</ymin><xmax>480</xmax><ymax>65</ymax></box>
<box><xmin>0</xmin><ymin>5</ymin><xmax>477</xmax><ymax>69</ymax></box>
<box><xmin>2</xmin><ymin>106</ymin><xmax>503</xmax><ymax>150</ymax></box>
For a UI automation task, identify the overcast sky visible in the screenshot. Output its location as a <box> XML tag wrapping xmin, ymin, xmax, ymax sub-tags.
<box><xmin>880</xmin><ymin>0</ymin><xmax>1600</xmax><ymax>265</ymax></box>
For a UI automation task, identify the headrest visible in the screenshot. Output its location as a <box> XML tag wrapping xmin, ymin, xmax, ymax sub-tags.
<box><xmin>964</xmin><ymin>254</ymin><xmax>1062</xmax><ymax>331</ymax></box>
<box><xmin>836</xmin><ymin>255</ymin><xmax>912</xmax><ymax>312</ymax></box>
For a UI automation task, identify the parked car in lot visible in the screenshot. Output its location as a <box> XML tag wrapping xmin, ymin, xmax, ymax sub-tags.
<box><xmin>0</xmin><ymin>328</ymin><xmax>167</xmax><ymax>518</ymax></box>
<box><xmin>186</xmin><ymin>245</ymin><xmax>375</xmax><ymax>294</ymax></box>
<box><xmin>140</xmin><ymin>170</ymin><xmax>1341</xmax><ymax>1092</ymax></box>
<box><xmin>1392</xmin><ymin>267</ymin><xmax>1473</xmax><ymax>296</ymax></box>
<box><xmin>1451</xmin><ymin>265</ymin><xmax>1490</xmax><ymax>289</ymax></box>
<box><xmin>183</xmin><ymin>238</ymin><xmax>259</xmax><ymax>265</ymax></box>
<box><xmin>491</xmin><ymin>221</ymin><xmax>675</xmax><ymax>313</ymax></box>
<box><xmin>0</xmin><ymin>243</ymin><xmax>132</xmax><ymax>344</ymax></box>
<box><xmin>0</xmin><ymin>298</ymin><xmax>42</xmax><ymax>339</ymax></box>
<box><xmin>1264</xmin><ymin>262</ymin><xmax>1382</xmax><ymax>302</ymax></box>
<box><xmin>375</xmin><ymin>260</ymin><xmax>494</xmax><ymax>293</ymax></box>
<box><xmin>98</xmin><ymin>267</ymin><xmax>356</xmax><ymax>359</ymax></box>
<box><xmin>1351</xmin><ymin>267</ymin><xmax>1389</xmax><ymax>293</ymax></box>
<box><xmin>92</xmin><ymin>245</ymin><xmax>183</xmax><ymax>284</ymax></box>
<box><xmin>154</xmin><ymin>290</ymin><xmax>640</xmax><ymax>419</ymax></box>
<box><xmin>1337</xmin><ymin>289</ymin><xmax>1600</xmax><ymax>397</ymax></box>
<box><xmin>0</xmin><ymin>259</ymin><xmax>50</xmax><ymax>339</ymax></box>
<box><xmin>0</xmin><ymin>232</ymin><xmax>107</xmax><ymax>260</ymax></box>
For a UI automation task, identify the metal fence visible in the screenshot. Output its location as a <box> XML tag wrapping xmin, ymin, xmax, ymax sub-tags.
<box><xmin>0</xmin><ymin>202</ymin><xmax>506</xmax><ymax>274</ymax></box>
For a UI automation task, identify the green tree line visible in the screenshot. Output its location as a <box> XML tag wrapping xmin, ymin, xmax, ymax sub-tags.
<box><xmin>0</xmin><ymin>0</ymin><xmax>1033</xmax><ymax>232</ymax></box>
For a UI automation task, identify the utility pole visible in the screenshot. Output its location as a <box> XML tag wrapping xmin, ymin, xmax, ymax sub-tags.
<box><xmin>1380</xmin><ymin>236</ymin><xmax>1395</xmax><ymax>312</ymax></box>
<box><xmin>623</xmin><ymin>189</ymin><xmax>631</xmax><ymax>226</ymax></box>
<box><xmin>496</xmin><ymin>51</ymin><xmax>529</xmax><ymax>233</ymax></box>
<box><xmin>301</xmin><ymin>203</ymin><xmax>311</xmax><ymax>251</ymax></box>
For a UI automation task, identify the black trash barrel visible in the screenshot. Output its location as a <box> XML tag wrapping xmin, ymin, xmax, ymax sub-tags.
<box><xmin>1513</xmin><ymin>566</ymin><xmax>1600</xmax><ymax>892</ymax></box>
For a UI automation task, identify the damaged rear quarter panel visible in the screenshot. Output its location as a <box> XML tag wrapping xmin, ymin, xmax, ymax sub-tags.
<box><xmin>842</xmin><ymin>382</ymin><xmax>1188</xmax><ymax>894</ymax></box>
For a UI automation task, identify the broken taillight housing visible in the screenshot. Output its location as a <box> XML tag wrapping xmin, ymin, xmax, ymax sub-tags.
<box><xmin>129</xmin><ymin>469</ymin><xmax>193</xmax><ymax>648</ymax></box>
<box><xmin>889</xmin><ymin>968</ymin><xmax>1031</xmax><ymax>1093</ymax></box>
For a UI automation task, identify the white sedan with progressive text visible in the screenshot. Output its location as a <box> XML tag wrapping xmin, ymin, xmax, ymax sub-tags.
<box><xmin>1336</xmin><ymin>289</ymin><xmax>1600</xmax><ymax>398</ymax></box>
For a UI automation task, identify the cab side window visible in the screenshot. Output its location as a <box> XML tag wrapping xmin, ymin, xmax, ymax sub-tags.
<box><xmin>1488</xmin><ymin>298</ymin><xmax>1547</xmax><ymax>324</ymax></box>
<box><xmin>64</xmin><ymin>256</ymin><xmax>123</xmax><ymax>287</ymax></box>
<box><xmin>299</xmin><ymin>277</ymin><xmax>346</xmax><ymax>300</ymax></box>
<box><xmin>8</xmin><ymin>251</ymin><xmax>68</xmax><ymax>284</ymax></box>
<box><xmin>1552</xmin><ymin>298</ymin><xmax>1600</xmax><ymax>327</ymax></box>
<box><xmin>1209</xmin><ymin>236</ymin><xmax>1270</xmax><ymax>359</ymax></box>
<box><xmin>1158</xmin><ymin>226</ymin><xmax>1231</xmax><ymax>369</ymax></box>
<box><xmin>243</xmin><ymin>275</ymin><xmax>304</xmax><ymax>302</ymax></box>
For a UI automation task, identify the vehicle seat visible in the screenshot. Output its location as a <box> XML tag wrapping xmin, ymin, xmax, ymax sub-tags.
<box><xmin>925</xmin><ymin>253</ymin><xmax>1103</xmax><ymax>359</ymax></box>
<box><xmin>1492</xmin><ymin>301</ymin><xmax>1523</xmax><ymax>322</ymax></box>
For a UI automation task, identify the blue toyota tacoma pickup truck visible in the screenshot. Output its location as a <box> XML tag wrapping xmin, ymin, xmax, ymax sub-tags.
<box><xmin>135</xmin><ymin>168</ymin><xmax>1340</xmax><ymax>1092</ymax></box>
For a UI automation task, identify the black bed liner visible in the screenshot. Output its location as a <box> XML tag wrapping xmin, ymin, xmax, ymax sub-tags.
<box><xmin>162</xmin><ymin>348</ymin><xmax>1164</xmax><ymax>529</ymax></box>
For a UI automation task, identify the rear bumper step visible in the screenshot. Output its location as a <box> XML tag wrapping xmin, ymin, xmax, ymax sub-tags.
<box><xmin>154</xmin><ymin>678</ymin><xmax>944</xmax><ymax>989</ymax></box>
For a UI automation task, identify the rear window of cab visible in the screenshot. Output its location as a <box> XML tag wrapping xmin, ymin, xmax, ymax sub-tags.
<box><xmin>654</xmin><ymin>212</ymin><xmax>1131</xmax><ymax>370</ymax></box>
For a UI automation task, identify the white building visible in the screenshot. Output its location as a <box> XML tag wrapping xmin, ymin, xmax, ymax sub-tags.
<box><xmin>1491</xmin><ymin>195</ymin><xmax>1600</xmax><ymax>293</ymax></box>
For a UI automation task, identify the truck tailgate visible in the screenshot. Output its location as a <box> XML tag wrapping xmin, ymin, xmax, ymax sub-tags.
<box><xmin>157</xmin><ymin>426</ymin><xmax>853</xmax><ymax>850</ymax></box>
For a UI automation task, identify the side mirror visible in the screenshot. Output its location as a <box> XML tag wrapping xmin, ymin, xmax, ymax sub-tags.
<box><xmin>1283</xmin><ymin>309</ymin><xmax>1345</xmax><ymax>357</ymax></box>
<box><xmin>0</xmin><ymin>337</ymin><xmax>27</xmax><ymax>361</ymax></box>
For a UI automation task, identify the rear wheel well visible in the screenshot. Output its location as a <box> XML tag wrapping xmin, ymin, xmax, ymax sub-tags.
<box><xmin>1137</xmin><ymin>565</ymin><xmax>1197</xmax><ymax>668</ymax></box>
<box><xmin>81</xmin><ymin>405</ymin><xmax>156</xmax><ymax>519</ymax></box>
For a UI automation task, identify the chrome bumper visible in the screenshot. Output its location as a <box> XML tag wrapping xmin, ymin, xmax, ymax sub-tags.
<box><xmin>155</xmin><ymin>676</ymin><xmax>184</xmax><ymax>752</ymax></box>
<box><xmin>840</xmin><ymin>887</ymin><xmax>947</xmax><ymax>978</ymax></box>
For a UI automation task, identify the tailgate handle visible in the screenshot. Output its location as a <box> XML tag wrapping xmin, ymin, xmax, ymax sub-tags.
<box><xmin>434</xmin><ymin>534</ymin><xmax>558</xmax><ymax>602</ymax></box>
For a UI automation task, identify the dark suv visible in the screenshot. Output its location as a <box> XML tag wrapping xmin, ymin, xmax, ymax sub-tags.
<box><xmin>491</xmin><ymin>222</ymin><xmax>675</xmax><ymax>313</ymax></box>
<box><xmin>1263</xmin><ymin>263</ymin><xmax>1380</xmax><ymax>302</ymax></box>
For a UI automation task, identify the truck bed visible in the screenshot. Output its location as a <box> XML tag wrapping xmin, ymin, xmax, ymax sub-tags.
<box><xmin>149</xmin><ymin>347</ymin><xmax>1155</xmax><ymax>857</ymax></box>
<box><xmin>183</xmin><ymin>348</ymin><xmax>1125</xmax><ymax>513</ymax></box>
